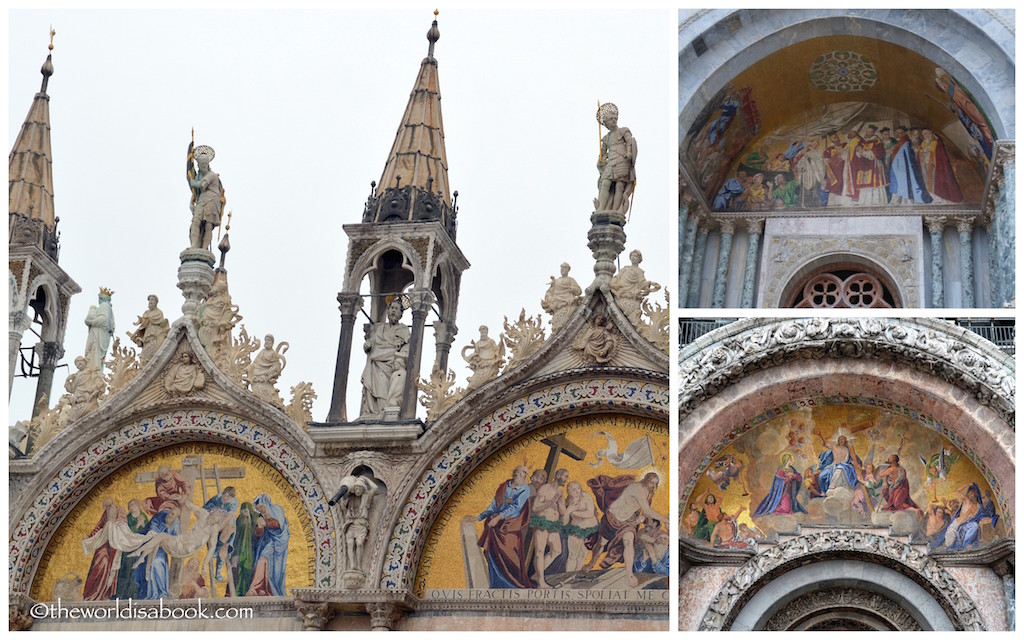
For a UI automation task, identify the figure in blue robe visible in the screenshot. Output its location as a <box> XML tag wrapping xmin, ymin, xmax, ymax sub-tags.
<box><xmin>706</xmin><ymin>98</ymin><xmax>739</xmax><ymax>148</ymax></box>
<box><xmin>633</xmin><ymin>547</ymin><xmax>670</xmax><ymax>576</ymax></box>
<box><xmin>250</xmin><ymin>494</ymin><xmax>290</xmax><ymax>596</ymax></box>
<box><xmin>888</xmin><ymin>133</ymin><xmax>932</xmax><ymax>204</ymax></box>
<box><xmin>937</xmin><ymin>483</ymin><xmax>999</xmax><ymax>550</ymax></box>
<box><xmin>811</xmin><ymin>443</ymin><xmax>861</xmax><ymax>498</ymax></box>
<box><xmin>713</xmin><ymin>177</ymin><xmax>745</xmax><ymax>210</ymax></box>
<box><xmin>135</xmin><ymin>508</ymin><xmax>180</xmax><ymax>599</ymax></box>
<box><xmin>203</xmin><ymin>487</ymin><xmax>239</xmax><ymax>584</ymax></box>
<box><xmin>753</xmin><ymin>458</ymin><xmax>807</xmax><ymax>516</ymax></box>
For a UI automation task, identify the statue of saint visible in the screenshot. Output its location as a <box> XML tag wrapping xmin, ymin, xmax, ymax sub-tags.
<box><xmin>595</xmin><ymin>102</ymin><xmax>637</xmax><ymax>214</ymax></box>
<box><xmin>197</xmin><ymin>279</ymin><xmax>240</xmax><ymax>364</ymax></box>
<box><xmin>65</xmin><ymin>356</ymin><xmax>106</xmax><ymax>422</ymax></box>
<box><xmin>360</xmin><ymin>299</ymin><xmax>409</xmax><ymax>418</ymax></box>
<box><xmin>541</xmin><ymin>262</ymin><xmax>583</xmax><ymax>333</ymax></box>
<box><xmin>187</xmin><ymin>144</ymin><xmax>224</xmax><ymax>251</ymax></box>
<box><xmin>609</xmin><ymin>250</ymin><xmax>660</xmax><ymax>327</ymax></box>
<box><xmin>129</xmin><ymin>294</ymin><xmax>170</xmax><ymax>366</ymax></box>
<box><xmin>164</xmin><ymin>352</ymin><xmax>206</xmax><ymax>397</ymax></box>
<box><xmin>246</xmin><ymin>334</ymin><xmax>288</xmax><ymax>407</ymax></box>
<box><xmin>84</xmin><ymin>289</ymin><xmax>115</xmax><ymax>370</ymax></box>
<box><xmin>461</xmin><ymin>325</ymin><xmax>503</xmax><ymax>390</ymax></box>
<box><xmin>338</xmin><ymin>475</ymin><xmax>379</xmax><ymax>571</ymax></box>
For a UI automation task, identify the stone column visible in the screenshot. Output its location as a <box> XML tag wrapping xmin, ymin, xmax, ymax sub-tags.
<box><xmin>400</xmin><ymin>290</ymin><xmax>435</xmax><ymax>420</ymax></box>
<box><xmin>678</xmin><ymin>214</ymin><xmax>699</xmax><ymax>307</ymax></box>
<box><xmin>993</xmin><ymin>559</ymin><xmax>1015</xmax><ymax>631</ymax></box>
<box><xmin>327</xmin><ymin>293</ymin><xmax>364</xmax><ymax>422</ymax></box>
<box><xmin>924</xmin><ymin>216</ymin><xmax>946</xmax><ymax>308</ymax></box>
<box><xmin>586</xmin><ymin>211</ymin><xmax>627</xmax><ymax>295</ymax></box>
<box><xmin>687</xmin><ymin>224</ymin><xmax>709</xmax><ymax>308</ymax></box>
<box><xmin>986</xmin><ymin>217</ymin><xmax>998</xmax><ymax>309</ymax></box>
<box><xmin>8</xmin><ymin>310</ymin><xmax>29</xmax><ymax>396</ymax></box>
<box><xmin>740</xmin><ymin>218</ymin><xmax>763</xmax><ymax>308</ymax></box>
<box><xmin>956</xmin><ymin>217</ymin><xmax>975</xmax><ymax>308</ymax></box>
<box><xmin>711</xmin><ymin>220</ymin><xmax>735</xmax><ymax>308</ymax></box>
<box><xmin>433</xmin><ymin>320</ymin><xmax>457</xmax><ymax>373</ymax></box>
<box><xmin>367</xmin><ymin>602</ymin><xmax>401</xmax><ymax>631</ymax></box>
<box><xmin>31</xmin><ymin>341</ymin><xmax>64</xmax><ymax>417</ymax></box>
<box><xmin>177</xmin><ymin>248</ymin><xmax>216</xmax><ymax>318</ymax></box>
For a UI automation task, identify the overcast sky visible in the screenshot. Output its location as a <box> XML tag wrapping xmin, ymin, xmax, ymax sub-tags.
<box><xmin>8</xmin><ymin>8</ymin><xmax>675</xmax><ymax>423</ymax></box>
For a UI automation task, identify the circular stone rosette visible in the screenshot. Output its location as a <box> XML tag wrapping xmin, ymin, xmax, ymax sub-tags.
<box><xmin>809</xmin><ymin>50</ymin><xmax>877</xmax><ymax>92</ymax></box>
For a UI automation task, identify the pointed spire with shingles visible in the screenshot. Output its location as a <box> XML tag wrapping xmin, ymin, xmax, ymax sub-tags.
<box><xmin>9</xmin><ymin>47</ymin><xmax>56</xmax><ymax>230</ymax></box>
<box><xmin>364</xmin><ymin>12</ymin><xmax>457</xmax><ymax>237</ymax></box>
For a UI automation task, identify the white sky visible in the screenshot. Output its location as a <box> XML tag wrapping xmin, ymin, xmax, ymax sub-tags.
<box><xmin>8</xmin><ymin>8</ymin><xmax>675</xmax><ymax>423</ymax></box>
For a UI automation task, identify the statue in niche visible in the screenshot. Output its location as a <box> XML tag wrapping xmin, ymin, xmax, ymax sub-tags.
<box><xmin>360</xmin><ymin>298</ymin><xmax>410</xmax><ymax>418</ymax></box>
<box><xmin>577</xmin><ymin>314</ymin><xmax>620</xmax><ymax>364</ymax></box>
<box><xmin>129</xmin><ymin>294</ymin><xmax>170</xmax><ymax>366</ymax></box>
<box><xmin>197</xmin><ymin>278</ymin><xmax>240</xmax><ymax>365</ymax></box>
<box><xmin>84</xmin><ymin>288</ymin><xmax>116</xmax><ymax>371</ymax></box>
<box><xmin>461</xmin><ymin>325</ymin><xmax>503</xmax><ymax>390</ymax></box>
<box><xmin>164</xmin><ymin>352</ymin><xmax>206</xmax><ymax>397</ymax></box>
<box><xmin>594</xmin><ymin>102</ymin><xmax>637</xmax><ymax>214</ymax></box>
<box><xmin>338</xmin><ymin>475</ymin><xmax>380</xmax><ymax>572</ymax></box>
<box><xmin>610</xmin><ymin>249</ymin><xmax>660</xmax><ymax>327</ymax></box>
<box><xmin>64</xmin><ymin>356</ymin><xmax>106</xmax><ymax>422</ymax></box>
<box><xmin>186</xmin><ymin>143</ymin><xmax>224</xmax><ymax>251</ymax></box>
<box><xmin>246</xmin><ymin>334</ymin><xmax>288</xmax><ymax>407</ymax></box>
<box><xmin>541</xmin><ymin>262</ymin><xmax>583</xmax><ymax>333</ymax></box>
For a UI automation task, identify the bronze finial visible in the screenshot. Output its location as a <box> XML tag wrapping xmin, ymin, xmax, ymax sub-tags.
<box><xmin>49</xmin><ymin>26</ymin><xmax>55</xmax><ymax>50</ymax></box>
<box><xmin>427</xmin><ymin>10</ymin><xmax>440</xmax><ymax>59</ymax></box>
<box><xmin>40</xmin><ymin>26</ymin><xmax>55</xmax><ymax>93</ymax></box>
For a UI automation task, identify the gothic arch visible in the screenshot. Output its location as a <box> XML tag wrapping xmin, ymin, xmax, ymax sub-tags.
<box><xmin>376</xmin><ymin>371</ymin><xmax>669</xmax><ymax>590</ymax></box>
<box><xmin>24</xmin><ymin>274</ymin><xmax>62</xmax><ymax>341</ymax></box>
<box><xmin>679</xmin><ymin>10</ymin><xmax>1014</xmax><ymax>140</ymax></box>
<box><xmin>343</xmin><ymin>237</ymin><xmax>427</xmax><ymax>294</ymax></box>
<box><xmin>697</xmin><ymin>532</ymin><xmax>985</xmax><ymax>630</ymax></box>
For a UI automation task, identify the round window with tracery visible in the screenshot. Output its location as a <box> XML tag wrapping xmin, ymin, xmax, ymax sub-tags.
<box><xmin>795</xmin><ymin>272</ymin><xmax>893</xmax><ymax>308</ymax></box>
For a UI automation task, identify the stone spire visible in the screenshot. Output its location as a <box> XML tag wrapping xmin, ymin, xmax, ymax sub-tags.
<box><xmin>363</xmin><ymin>11</ymin><xmax>456</xmax><ymax>238</ymax></box>
<box><xmin>9</xmin><ymin>30</ymin><xmax>57</xmax><ymax>233</ymax></box>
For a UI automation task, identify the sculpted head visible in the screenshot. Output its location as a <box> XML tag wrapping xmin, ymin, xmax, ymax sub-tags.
<box><xmin>598</xmin><ymin>102</ymin><xmax>619</xmax><ymax>128</ymax></box>
<box><xmin>629</xmin><ymin>249</ymin><xmax>642</xmax><ymax>266</ymax></box>
<box><xmin>263</xmin><ymin>334</ymin><xmax>274</xmax><ymax>349</ymax></box>
<box><xmin>147</xmin><ymin>294</ymin><xmax>158</xmax><ymax>309</ymax></box>
<box><xmin>386</xmin><ymin>299</ymin><xmax>403</xmax><ymax>323</ymax></box>
<box><xmin>560</xmin><ymin>262</ymin><xmax>571</xmax><ymax>277</ymax></box>
<box><xmin>479</xmin><ymin>325</ymin><xmax>489</xmax><ymax>338</ymax></box>
<box><xmin>74</xmin><ymin>356</ymin><xmax>87</xmax><ymax>371</ymax></box>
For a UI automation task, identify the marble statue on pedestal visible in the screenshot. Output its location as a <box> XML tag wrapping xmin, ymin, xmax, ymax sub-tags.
<box><xmin>461</xmin><ymin>325</ymin><xmax>503</xmax><ymax>390</ymax></box>
<box><xmin>83</xmin><ymin>289</ymin><xmax>115</xmax><ymax>371</ymax></box>
<box><xmin>360</xmin><ymin>299</ymin><xmax>410</xmax><ymax>419</ymax></box>
<box><xmin>339</xmin><ymin>475</ymin><xmax>379</xmax><ymax>572</ymax></box>
<box><xmin>541</xmin><ymin>262</ymin><xmax>583</xmax><ymax>333</ymax></box>
<box><xmin>187</xmin><ymin>143</ymin><xmax>224</xmax><ymax>251</ymax></box>
<box><xmin>246</xmin><ymin>334</ymin><xmax>288</xmax><ymax>407</ymax></box>
<box><xmin>594</xmin><ymin>102</ymin><xmax>637</xmax><ymax>214</ymax></box>
<box><xmin>610</xmin><ymin>250</ymin><xmax>660</xmax><ymax>327</ymax></box>
<box><xmin>129</xmin><ymin>295</ymin><xmax>170</xmax><ymax>366</ymax></box>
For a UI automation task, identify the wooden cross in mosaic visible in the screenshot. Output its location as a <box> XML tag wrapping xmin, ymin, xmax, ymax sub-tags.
<box><xmin>134</xmin><ymin>455</ymin><xmax>246</xmax><ymax>504</ymax></box>
<box><xmin>540</xmin><ymin>432</ymin><xmax>587</xmax><ymax>478</ymax></box>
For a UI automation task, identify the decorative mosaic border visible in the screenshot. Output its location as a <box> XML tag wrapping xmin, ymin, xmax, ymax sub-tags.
<box><xmin>9</xmin><ymin>410</ymin><xmax>336</xmax><ymax>595</ymax></box>
<box><xmin>681</xmin><ymin>394</ymin><xmax>1012</xmax><ymax>532</ymax></box>
<box><xmin>379</xmin><ymin>377</ymin><xmax>669</xmax><ymax>590</ymax></box>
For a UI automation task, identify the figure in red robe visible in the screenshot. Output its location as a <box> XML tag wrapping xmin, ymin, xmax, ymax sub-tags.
<box><xmin>878</xmin><ymin>455</ymin><xmax>921</xmax><ymax>514</ymax></box>
<box><xmin>82</xmin><ymin>498</ymin><xmax>127</xmax><ymax>601</ymax></box>
<box><xmin>141</xmin><ymin>465</ymin><xmax>192</xmax><ymax>516</ymax></box>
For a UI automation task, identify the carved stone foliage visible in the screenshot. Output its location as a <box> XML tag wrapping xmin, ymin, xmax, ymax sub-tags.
<box><xmin>764</xmin><ymin>587</ymin><xmax>922</xmax><ymax>631</ymax></box>
<box><xmin>380</xmin><ymin>376</ymin><xmax>669</xmax><ymax>591</ymax></box>
<box><xmin>679</xmin><ymin>318</ymin><xmax>1014</xmax><ymax>426</ymax></box>
<box><xmin>762</xmin><ymin>235</ymin><xmax>920</xmax><ymax>307</ymax></box>
<box><xmin>501</xmin><ymin>308</ymin><xmax>547</xmax><ymax>370</ymax></box>
<box><xmin>416</xmin><ymin>367</ymin><xmax>465</xmax><ymax>423</ymax></box>
<box><xmin>103</xmin><ymin>337</ymin><xmax>139</xmax><ymax>399</ymax></box>
<box><xmin>640</xmin><ymin>288</ymin><xmax>670</xmax><ymax>353</ymax></box>
<box><xmin>296</xmin><ymin>601</ymin><xmax>332</xmax><ymax>631</ymax></box>
<box><xmin>285</xmin><ymin>381</ymin><xmax>317</xmax><ymax>427</ymax></box>
<box><xmin>224</xmin><ymin>325</ymin><xmax>261</xmax><ymax>386</ymax></box>
<box><xmin>9</xmin><ymin>409</ymin><xmax>337</xmax><ymax>596</ymax></box>
<box><xmin>697</xmin><ymin>530</ymin><xmax>985</xmax><ymax>631</ymax></box>
<box><xmin>366</xmin><ymin>601</ymin><xmax>401</xmax><ymax>631</ymax></box>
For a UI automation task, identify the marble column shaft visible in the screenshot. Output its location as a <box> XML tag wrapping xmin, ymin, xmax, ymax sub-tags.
<box><xmin>687</xmin><ymin>225</ymin><xmax>709</xmax><ymax>308</ymax></box>
<box><xmin>711</xmin><ymin>221</ymin><xmax>735</xmax><ymax>308</ymax></box>
<box><xmin>740</xmin><ymin>219</ymin><xmax>763</xmax><ymax>308</ymax></box>
<box><xmin>400</xmin><ymin>291</ymin><xmax>434</xmax><ymax>420</ymax></box>
<box><xmin>327</xmin><ymin>293</ymin><xmax>363</xmax><ymax>422</ymax></box>
<box><xmin>956</xmin><ymin>217</ymin><xmax>975</xmax><ymax>308</ymax></box>
<box><xmin>32</xmin><ymin>342</ymin><xmax>63</xmax><ymax>420</ymax></box>
<box><xmin>678</xmin><ymin>214</ymin><xmax>699</xmax><ymax>307</ymax></box>
<box><xmin>924</xmin><ymin>216</ymin><xmax>945</xmax><ymax>308</ymax></box>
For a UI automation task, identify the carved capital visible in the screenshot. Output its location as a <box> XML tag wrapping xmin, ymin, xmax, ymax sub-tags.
<box><xmin>718</xmin><ymin>219</ymin><xmax>736</xmax><ymax>236</ymax></box>
<box><xmin>337</xmin><ymin>292</ymin><xmax>364</xmax><ymax>317</ymax></box>
<box><xmin>296</xmin><ymin>601</ymin><xmax>332</xmax><ymax>631</ymax></box>
<box><xmin>407</xmin><ymin>289</ymin><xmax>435</xmax><ymax>318</ymax></box>
<box><xmin>432</xmin><ymin>320</ymin><xmax>457</xmax><ymax>347</ymax></box>
<box><xmin>39</xmin><ymin>341</ymin><xmax>64</xmax><ymax>368</ymax></box>
<box><xmin>954</xmin><ymin>216</ymin><xmax>975</xmax><ymax>235</ymax></box>
<box><xmin>923</xmin><ymin>215</ymin><xmax>947</xmax><ymax>235</ymax></box>
<box><xmin>9</xmin><ymin>595</ymin><xmax>34</xmax><ymax>631</ymax></box>
<box><xmin>743</xmin><ymin>218</ymin><xmax>764</xmax><ymax>235</ymax></box>
<box><xmin>366</xmin><ymin>602</ymin><xmax>401</xmax><ymax>631</ymax></box>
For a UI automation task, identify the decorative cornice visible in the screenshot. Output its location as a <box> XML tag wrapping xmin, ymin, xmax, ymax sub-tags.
<box><xmin>698</xmin><ymin>530</ymin><xmax>986</xmax><ymax>631</ymax></box>
<box><xmin>678</xmin><ymin>318</ymin><xmax>1014</xmax><ymax>426</ymax></box>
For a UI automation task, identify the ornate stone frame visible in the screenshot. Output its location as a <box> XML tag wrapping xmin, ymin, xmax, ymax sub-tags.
<box><xmin>697</xmin><ymin>531</ymin><xmax>986</xmax><ymax>630</ymax></box>
<box><xmin>377</xmin><ymin>372</ymin><xmax>670</xmax><ymax>592</ymax></box>
<box><xmin>8</xmin><ymin>408</ymin><xmax>338</xmax><ymax>597</ymax></box>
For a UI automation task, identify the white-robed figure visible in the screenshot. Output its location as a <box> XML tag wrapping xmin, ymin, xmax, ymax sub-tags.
<box><xmin>83</xmin><ymin>288</ymin><xmax>115</xmax><ymax>370</ymax></box>
<box><xmin>360</xmin><ymin>298</ymin><xmax>410</xmax><ymax>418</ymax></box>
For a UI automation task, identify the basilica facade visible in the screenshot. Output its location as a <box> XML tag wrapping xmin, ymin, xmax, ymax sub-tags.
<box><xmin>679</xmin><ymin>10</ymin><xmax>1015</xmax><ymax>308</ymax></box>
<box><xmin>8</xmin><ymin>13</ymin><xmax>669</xmax><ymax>631</ymax></box>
